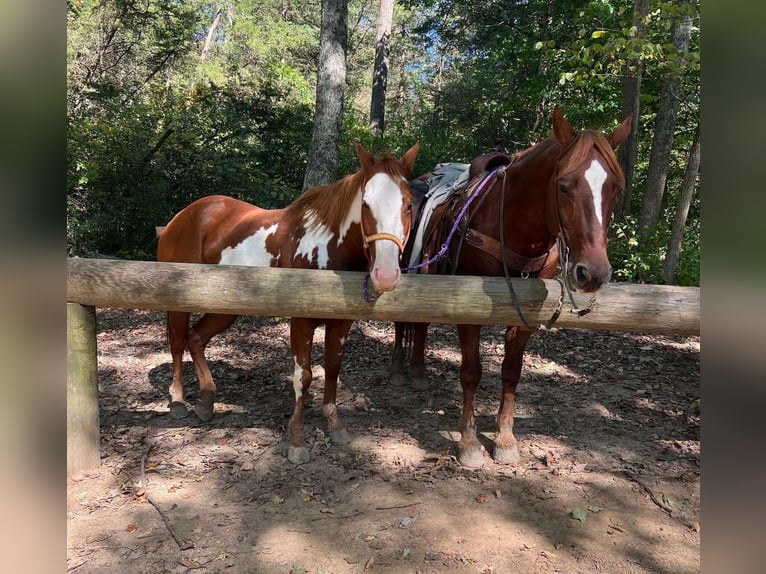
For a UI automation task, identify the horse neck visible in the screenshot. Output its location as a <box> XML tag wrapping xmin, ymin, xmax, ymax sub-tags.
<box><xmin>498</xmin><ymin>138</ymin><xmax>560</xmax><ymax>246</ymax></box>
<box><xmin>285</xmin><ymin>172</ymin><xmax>368</xmax><ymax>267</ymax></box>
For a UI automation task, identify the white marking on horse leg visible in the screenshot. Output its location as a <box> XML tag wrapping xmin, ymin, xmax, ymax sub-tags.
<box><xmin>292</xmin><ymin>357</ymin><xmax>303</xmax><ymax>400</ymax></box>
<box><xmin>584</xmin><ymin>159</ymin><xmax>608</xmax><ymax>226</ymax></box>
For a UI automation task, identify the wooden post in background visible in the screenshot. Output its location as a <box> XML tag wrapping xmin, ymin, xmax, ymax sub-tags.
<box><xmin>67</xmin><ymin>303</ymin><xmax>100</xmax><ymax>474</ymax></box>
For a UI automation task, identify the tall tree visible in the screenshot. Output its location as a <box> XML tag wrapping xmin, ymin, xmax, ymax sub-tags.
<box><xmin>200</xmin><ymin>6</ymin><xmax>222</xmax><ymax>61</ymax></box>
<box><xmin>638</xmin><ymin>0</ymin><xmax>694</xmax><ymax>235</ymax></box>
<box><xmin>614</xmin><ymin>0</ymin><xmax>648</xmax><ymax>221</ymax></box>
<box><xmin>369</xmin><ymin>0</ymin><xmax>394</xmax><ymax>136</ymax></box>
<box><xmin>303</xmin><ymin>0</ymin><xmax>349</xmax><ymax>190</ymax></box>
<box><xmin>662</xmin><ymin>124</ymin><xmax>700</xmax><ymax>284</ymax></box>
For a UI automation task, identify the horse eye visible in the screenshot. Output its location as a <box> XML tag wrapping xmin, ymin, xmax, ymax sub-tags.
<box><xmin>405</xmin><ymin>203</ymin><xmax>413</xmax><ymax>212</ymax></box>
<box><xmin>558</xmin><ymin>182</ymin><xmax>570</xmax><ymax>194</ymax></box>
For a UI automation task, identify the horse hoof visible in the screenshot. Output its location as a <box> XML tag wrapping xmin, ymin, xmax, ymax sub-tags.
<box><xmin>287</xmin><ymin>445</ymin><xmax>310</xmax><ymax>465</ymax></box>
<box><xmin>411</xmin><ymin>376</ymin><xmax>429</xmax><ymax>391</ymax></box>
<box><xmin>494</xmin><ymin>443</ymin><xmax>521</xmax><ymax>465</ymax></box>
<box><xmin>196</xmin><ymin>390</ymin><xmax>215</xmax><ymax>422</ymax></box>
<box><xmin>169</xmin><ymin>401</ymin><xmax>188</xmax><ymax>419</ymax></box>
<box><xmin>457</xmin><ymin>443</ymin><xmax>485</xmax><ymax>469</ymax></box>
<box><xmin>390</xmin><ymin>373</ymin><xmax>406</xmax><ymax>385</ymax></box>
<box><xmin>329</xmin><ymin>428</ymin><xmax>351</xmax><ymax>446</ymax></box>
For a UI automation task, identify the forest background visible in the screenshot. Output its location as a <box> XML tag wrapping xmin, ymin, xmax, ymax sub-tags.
<box><xmin>66</xmin><ymin>0</ymin><xmax>700</xmax><ymax>286</ymax></box>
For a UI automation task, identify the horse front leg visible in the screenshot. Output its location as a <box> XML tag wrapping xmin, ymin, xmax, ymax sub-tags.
<box><xmin>494</xmin><ymin>326</ymin><xmax>532</xmax><ymax>464</ymax></box>
<box><xmin>287</xmin><ymin>318</ymin><xmax>316</xmax><ymax>465</ymax></box>
<box><xmin>322</xmin><ymin>319</ymin><xmax>354</xmax><ymax>446</ymax></box>
<box><xmin>456</xmin><ymin>324</ymin><xmax>485</xmax><ymax>468</ymax></box>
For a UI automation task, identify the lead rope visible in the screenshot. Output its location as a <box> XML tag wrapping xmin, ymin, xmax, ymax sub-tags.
<box><xmin>362</xmin><ymin>167</ymin><xmax>504</xmax><ymax>302</ymax></box>
<box><xmin>497</xmin><ymin>167</ymin><xmax>535</xmax><ymax>331</ymax></box>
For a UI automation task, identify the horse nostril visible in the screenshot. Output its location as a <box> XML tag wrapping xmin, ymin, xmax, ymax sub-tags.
<box><xmin>574</xmin><ymin>263</ymin><xmax>590</xmax><ymax>287</ymax></box>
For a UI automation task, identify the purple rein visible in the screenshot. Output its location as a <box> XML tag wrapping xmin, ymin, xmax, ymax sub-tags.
<box><xmin>362</xmin><ymin>166</ymin><xmax>505</xmax><ymax>302</ymax></box>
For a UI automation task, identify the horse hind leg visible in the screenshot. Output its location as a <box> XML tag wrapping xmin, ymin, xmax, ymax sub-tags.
<box><xmin>390</xmin><ymin>322</ymin><xmax>407</xmax><ymax>385</ymax></box>
<box><xmin>186</xmin><ymin>313</ymin><xmax>237</xmax><ymax>422</ymax></box>
<box><xmin>167</xmin><ymin>311</ymin><xmax>191</xmax><ymax>419</ymax></box>
<box><xmin>408</xmin><ymin>322</ymin><xmax>430</xmax><ymax>391</ymax></box>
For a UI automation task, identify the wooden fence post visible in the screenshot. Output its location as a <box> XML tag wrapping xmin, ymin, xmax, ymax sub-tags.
<box><xmin>67</xmin><ymin>303</ymin><xmax>100</xmax><ymax>474</ymax></box>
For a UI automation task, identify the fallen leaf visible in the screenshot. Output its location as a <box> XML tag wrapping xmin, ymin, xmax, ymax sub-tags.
<box><xmin>475</xmin><ymin>494</ymin><xmax>487</xmax><ymax>503</ymax></box>
<box><xmin>126</xmin><ymin>523</ymin><xmax>138</xmax><ymax>532</ymax></box>
<box><xmin>690</xmin><ymin>521</ymin><xmax>700</xmax><ymax>532</ymax></box>
<box><xmin>364</xmin><ymin>555</ymin><xmax>375</xmax><ymax>571</ymax></box>
<box><xmin>587</xmin><ymin>505</ymin><xmax>603</xmax><ymax>513</ymax></box>
<box><xmin>570</xmin><ymin>508</ymin><xmax>587</xmax><ymax>523</ymax></box>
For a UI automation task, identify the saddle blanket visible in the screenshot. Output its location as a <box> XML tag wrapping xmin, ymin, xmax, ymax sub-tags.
<box><xmin>407</xmin><ymin>162</ymin><xmax>470</xmax><ymax>268</ymax></box>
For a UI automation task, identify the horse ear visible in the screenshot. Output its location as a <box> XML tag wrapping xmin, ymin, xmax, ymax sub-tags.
<box><xmin>607</xmin><ymin>114</ymin><xmax>633</xmax><ymax>149</ymax></box>
<box><xmin>352</xmin><ymin>140</ymin><xmax>374</xmax><ymax>170</ymax></box>
<box><xmin>552</xmin><ymin>105</ymin><xmax>577</xmax><ymax>147</ymax></box>
<box><xmin>400</xmin><ymin>141</ymin><xmax>420</xmax><ymax>178</ymax></box>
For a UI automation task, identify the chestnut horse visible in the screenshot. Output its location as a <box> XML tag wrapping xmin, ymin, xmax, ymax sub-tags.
<box><xmin>392</xmin><ymin>107</ymin><xmax>631</xmax><ymax>468</ymax></box>
<box><xmin>158</xmin><ymin>141</ymin><xmax>419</xmax><ymax>464</ymax></box>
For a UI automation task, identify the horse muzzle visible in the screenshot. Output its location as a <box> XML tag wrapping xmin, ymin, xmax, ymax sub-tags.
<box><xmin>569</xmin><ymin>260</ymin><xmax>612</xmax><ymax>293</ymax></box>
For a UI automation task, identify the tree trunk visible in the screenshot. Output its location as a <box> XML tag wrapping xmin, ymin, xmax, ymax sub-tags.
<box><xmin>615</xmin><ymin>0</ymin><xmax>648</xmax><ymax>221</ymax></box>
<box><xmin>662</xmin><ymin>125</ymin><xmax>700</xmax><ymax>284</ymax></box>
<box><xmin>369</xmin><ymin>0</ymin><xmax>394</xmax><ymax>136</ymax></box>
<box><xmin>303</xmin><ymin>0</ymin><xmax>349</xmax><ymax>191</ymax></box>
<box><xmin>200</xmin><ymin>7</ymin><xmax>222</xmax><ymax>61</ymax></box>
<box><xmin>638</xmin><ymin>1</ymin><xmax>693</xmax><ymax>235</ymax></box>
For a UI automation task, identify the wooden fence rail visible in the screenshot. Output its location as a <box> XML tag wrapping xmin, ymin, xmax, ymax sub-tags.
<box><xmin>66</xmin><ymin>258</ymin><xmax>700</xmax><ymax>474</ymax></box>
<box><xmin>68</xmin><ymin>258</ymin><xmax>699</xmax><ymax>333</ymax></box>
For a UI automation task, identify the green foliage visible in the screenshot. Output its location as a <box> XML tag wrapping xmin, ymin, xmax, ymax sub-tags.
<box><xmin>609</xmin><ymin>216</ymin><xmax>667</xmax><ymax>284</ymax></box>
<box><xmin>608</xmin><ymin>214</ymin><xmax>699</xmax><ymax>286</ymax></box>
<box><xmin>67</xmin><ymin>0</ymin><xmax>700</xmax><ymax>285</ymax></box>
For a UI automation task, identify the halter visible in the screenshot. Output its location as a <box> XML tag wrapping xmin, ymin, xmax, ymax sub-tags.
<box><xmin>363</xmin><ymin>232</ymin><xmax>405</xmax><ymax>254</ymax></box>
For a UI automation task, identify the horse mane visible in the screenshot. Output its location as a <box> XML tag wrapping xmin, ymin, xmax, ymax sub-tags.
<box><xmin>289</xmin><ymin>154</ymin><xmax>408</xmax><ymax>235</ymax></box>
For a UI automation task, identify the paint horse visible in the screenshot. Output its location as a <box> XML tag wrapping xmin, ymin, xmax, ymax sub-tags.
<box><xmin>392</xmin><ymin>107</ymin><xmax>631</xmax><ymax>468</ymax></box>
<box><xmin>158</xmin><ymin>141</ymin><xmax>419</xmax><ymax>464</ymax></box>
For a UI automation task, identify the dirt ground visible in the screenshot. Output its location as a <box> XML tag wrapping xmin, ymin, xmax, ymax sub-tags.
<box><xmin>66</xmin><ymin>309</ymin><xmax>700</xmax><ymax>573</ymax></box>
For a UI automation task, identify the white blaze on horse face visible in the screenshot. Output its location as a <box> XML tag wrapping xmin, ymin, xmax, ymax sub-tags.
<box><xmin>292</xmin><ymin>357</ymin><xmax>303</xmax><ymax>401</ymax></box>
<box><xmin>296</xmin><ymin>209</ymin><xmax>334</xmax><ymax>268</ymax></box>
<box><xmin>584</xmin><ymin>159</ymin><xmax>608</xmax><ymax>227</ymax></box>
<box><xmin>218</xmin><ymin>223</ymin><xmax>278</xmax><ymax>266</ymax></box>
<box><xmin>364</xmin><ymin>172</ymin><xmax>404</xmax><ymax>291</ymax></box>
